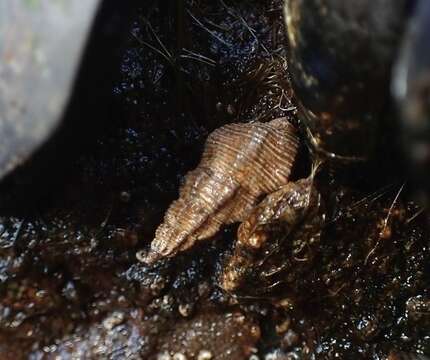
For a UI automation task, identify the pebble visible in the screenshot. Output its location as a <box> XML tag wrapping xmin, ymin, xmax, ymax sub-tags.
<box><xmin>102</xmin><ymin>311</ymin><xmax>125</xmax><ymax>330</ymax></box>
<box><xmin>157</xmin><ymin>352</ymin><xmax>171</xmax><ymax>360</ymax></box>
<box><xmin>178</xmin><ymin>303</ymin><xmax>193</xmax><ymax>318</ymax></box>
<box><xmin>197</xmin><ymin>350</ymin><xmax>213</xmax><ymax>360</ymax></box>
<box><xmin>173</xmin><ymin>353</ymin><xmax>187</xmax><ymax>360</ymax></box>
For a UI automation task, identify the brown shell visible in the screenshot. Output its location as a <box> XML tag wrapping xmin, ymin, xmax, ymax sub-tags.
<box><xmin>220</xmin><ymin>175</ymin><xmax>324</xmax><ymax>293</ymax></box>
<box><xmin>139</xmin><ymin>117</ymin><xmax>299</xmax><ymax>264</ymax></box>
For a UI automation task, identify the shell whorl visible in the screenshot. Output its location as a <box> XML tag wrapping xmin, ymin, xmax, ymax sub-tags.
<box><xmin>140</xmin><ymin>117</ymin><xmax>299</xmax><ymax>264</ymax></box>
<box><xmin>220</xmin><ymin>176</ymin><xmax>321</xmax><ymax>292</ymax></box>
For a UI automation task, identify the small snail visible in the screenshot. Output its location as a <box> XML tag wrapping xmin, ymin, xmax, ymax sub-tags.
<box><xmin>137</xmin><ymin>117</ymin><xmax>299</xmax><ymax>264</ymax></box>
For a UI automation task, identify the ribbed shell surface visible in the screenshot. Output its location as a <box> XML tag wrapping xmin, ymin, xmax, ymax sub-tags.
<box><xmin>141</xmin><ymin>117</ymin><xmax>299</xmax><ymax>264</ymax></box>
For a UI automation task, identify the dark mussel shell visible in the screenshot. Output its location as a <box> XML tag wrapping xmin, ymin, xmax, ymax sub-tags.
<box><xmin>393</xmin><ymin>0</ymin><xmax>430</xmax><ymax>202</ymax></box>
<box><xmin>284</xmin><ymin>0</ymin><xmax>410</xmax><ymax>160</ymax></box>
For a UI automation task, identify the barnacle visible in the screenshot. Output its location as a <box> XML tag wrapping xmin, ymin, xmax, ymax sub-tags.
<box><xmin>138</xmin><ymin>117</ymin><xmax>299</xmax><ymax>264</ymax></box>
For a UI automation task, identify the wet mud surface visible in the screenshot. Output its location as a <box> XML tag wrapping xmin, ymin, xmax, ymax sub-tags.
<box><xmin>0</xmin><ymin>0</ymin><xmax>429</xmax><ymax>359</ymax></box>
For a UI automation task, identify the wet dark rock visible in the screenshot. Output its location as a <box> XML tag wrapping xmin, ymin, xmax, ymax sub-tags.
<box><xmin>156</xmin><ymin>311</ymin><xmax>260</xmax><ymax>360</ymax></box>
<box><xmin>27</xmin><ymin>309</ymin><xmax>259</xmax><ymax>360</ymax></box>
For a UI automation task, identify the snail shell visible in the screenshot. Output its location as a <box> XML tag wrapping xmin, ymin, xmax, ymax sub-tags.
<box><xmin>220</xmin><ymin>175</ymin><xmax>323</xmax><ymax>293</ymax></box>
<box><xmin>138</xmin><ymin>117</ymin><xmax>299</xmax><ymax>264</ymax></box>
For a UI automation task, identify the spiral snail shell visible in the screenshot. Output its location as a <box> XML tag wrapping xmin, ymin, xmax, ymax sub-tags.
<box><xmin>138</xmin><ymin>117</ymin><xmax>299</xmax><ymax>264</ymax></box>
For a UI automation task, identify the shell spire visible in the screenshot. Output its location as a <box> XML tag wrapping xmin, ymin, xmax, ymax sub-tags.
<box><xmin>138</xmin><ymin>117</ymin><xmax>299</xmax><ymax>264</ymax></box>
